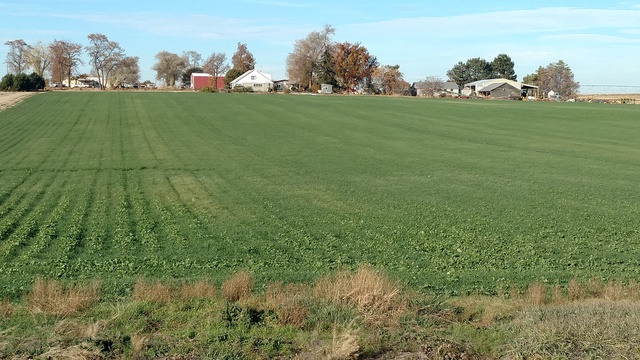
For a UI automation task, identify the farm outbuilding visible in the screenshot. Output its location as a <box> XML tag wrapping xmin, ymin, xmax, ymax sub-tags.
<box><xmin>477</xmin><ymin>82</ymin><xmax>521</xmax><ymax>99</ymax></box>
<box><xmin>464</xmin><ymin>78</ymin><xmax>538</xmax><ymax>98</ymax></box>
<box><xmin>320</xmin><ymin>84</ymin><xmax>333</xmax><ymax>94</ymax></box>
<box><xmin>443</xmin><ymin>81</ymin><xmax>459</xmax><ymax>95</ymax></box>
<box><xmin>190</xmin><ymin>73</ymin><xmax>224</xmax><ymax>91</ymax></box>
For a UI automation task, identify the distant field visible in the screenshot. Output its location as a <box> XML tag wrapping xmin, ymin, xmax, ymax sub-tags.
<box><xmin>1</xmin><ymin>92</ymin><xmax>639</xmax><ymax>298</ymax></box>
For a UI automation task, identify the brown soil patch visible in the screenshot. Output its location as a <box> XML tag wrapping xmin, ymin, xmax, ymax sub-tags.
<box><xmin>0</xmin><ymin>92</ymin><xmax>37</xmax><ymax>112</ymax></box>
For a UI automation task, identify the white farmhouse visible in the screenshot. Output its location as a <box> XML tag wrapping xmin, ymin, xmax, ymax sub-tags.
<box><xmin>230</xmin><ymin>69</ymin><xmax>274</xmax><ymax>92</ymax></box>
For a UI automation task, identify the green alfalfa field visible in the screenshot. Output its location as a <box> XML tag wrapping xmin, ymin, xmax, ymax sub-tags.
<box><xmin>1</xmin><ymin>91</ymin><xmax>639</xmax><ymax>299</ymax></box>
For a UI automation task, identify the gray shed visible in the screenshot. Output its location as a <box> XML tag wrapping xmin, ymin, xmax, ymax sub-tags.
<box><xmin>320</xmin><ymin>84</ymin><xmax>333</xmax><ymax>94</ymax></box>
<box><xmin>479</xmin><ymin>82</ymin><xmax>520</xmax><ymax>99</ymax></box>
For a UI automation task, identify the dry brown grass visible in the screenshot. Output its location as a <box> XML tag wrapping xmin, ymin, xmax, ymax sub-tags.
<box><xmin>221</xmin><ymin>271</ymin><xmax>253</xmax><ymax>302</ymax></box>
<box><xmin>450</xmin><ymin>295</ymin><xmax>524</xmax><ymax>328</ymax></box>
<box><xmin>567</xmin><ymin>278</ymin><xmax>582</xmax><ymax>301</ymax></box>
<box><xmin>527</xmin><ymin>282</ymin><xmax>547</xmax><ymax>307</ymax></box>
<box><xmin>133</xmin><ymin>279</ymin><xmax>173</xmax><ymax>303</ymax></box>
<box><xmin>130</xmin><ymin>333</ymin><xmax>150</xmax><ymax>355</ymax></box>
<box><xmin>506</xmin><ymin>299</ymin><xmax>640</xmax><ymax>359</ymax></box>
<box><xmin>133</xmin><ymin>278</ymin><xmax>217</xmax><ymax>303</ymax></box>
<box><xmin>37</xmin><ymin>342</ymin><xmax>104</xmax><ymax>360</ymax></box>
<box><xmin>54</xmin><ymin>319</ymin><xmax>105</xmax><ymax>339</ymax></box>
<box><xmin>551</xmin><ymin>284</ymin><xmax>564</xmax><ymax>305</ymax></box>
<box><xmin>627</xmin><ymin>279</ymin><xmax>640</xmax><ymax>299</ymax></box>
<box><xmin>293</xmin><ymin>325</ymin><xmax>360</xmax><ymax>360</ymax></box>
<box><xmin>26</xmin><ymin>278</ymin><xmax>100</xmax><ymax>315</ymax></box>
<box><xmin>313</xmin><ymin>266</ymin><xmax>406</xmax><ymax>323</ymax></box>
<box><xmin>564</xmin><ymin>278</ymin><xmax>640</xmax><ymax>303</ymax></box>
<box><xmin>453</xmin><ymin>279</ymin><xmax>640</xmax><ymax>331</ymax></box>
<box><xmin>179</xmin><ymin>279</ymin><xmax>217</xmax><ymax>300</ymax></box>
<box><xmin>509</xmin><ymin>287</ymin><xmax>522</xmax><ymax>301</ymax></box>
<box><xmin>330</xmin><ymin>326</ymin><xmax>360</xmax><ymax>359</ymax></box>
<box><xmin>264</xmin><ymin>282</ymin><xmax>310</xmax><ymax>327</ymax></box>
<box><xmin>1</xmin><ymin>297</ymin><xmax>13</xmax><ymax>317</ymax></box>
<box><xmin>586</xmin><ymin>278</ymin><xmax>603</xmax><ymax>298</ymax></box>
<box><xmin>602</xmin><ymin>280</ymin><xmax>626</xmax><ymax>301</ymax></box>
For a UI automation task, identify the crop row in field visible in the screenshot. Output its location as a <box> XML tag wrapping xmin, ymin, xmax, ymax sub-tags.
<box><xmin>1</xmin><ymin>92</ymin><xmax>640</xmax><ymax>298</ymax></box>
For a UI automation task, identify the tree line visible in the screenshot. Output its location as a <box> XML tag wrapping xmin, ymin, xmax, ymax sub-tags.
<box><xmin>3</xmin><ymin>37</ymin><xmax>138</xmax><ymax>90</ymax></box>
<box><xmin>1</xmin><ymin>36</ymin><xmax>243</xmax><ymax>90</ymax></box>
<box><xmin>286</xmin><ymin>25</ymin><xmax>409</xmax><ymax>94</ymax></box>
<box><xmin>286</xmin><ymin>26</ymin><xmax>579</xmax><ymax>98</ymax></box>
<box><xmin>415</xmin><ymin>55</ymin><xmax>578</xmax><ymax>99</ymax></box>
<box><xmin>4</xmin><ymin>28</ymin><xmax>579</xmax><ymax>97</ymax></box>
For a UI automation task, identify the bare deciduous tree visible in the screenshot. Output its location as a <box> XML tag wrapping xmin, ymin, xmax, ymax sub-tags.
<box><xmin>286</xmin><ymin>24</ymin><xmax>335</xmax><ymax>89</ymax></box>
<box><xmin>535</xmin><ymin>60</ymin><xmax>579</xmax><ymax>98</ymax></box>
<box><xmin>371</xmin><ymin>64</ymin><xmax>408</xmax><ymax>95</ymax></box>
<box><xmin>4</xmin><ymin>39</ymin><xmax>31</xmax><ymax>74</ymax></box>
<box><xmin>416</xmin><ymin>76</ymin><xmax>445</xmax><ymax>97</ymax></box>
<box><xmin>153</xmin><ymin>51</ymin><xmax>187</xmax><ymax>87</ymax></box>
<box><xmin>49</xmin><ymin>40</ymin><xmax>83</xmax><ymax>85</ymax></box>
<box><xmin>86</xmin><ymin>33</ymin><xmax>124</xmax><ymax>89</ymax></box>
<box><xmin>231</xmin><ymin>42</ymin><xmax>255</xmax><ymax>73</ymax></box>
<box><xmin>183</xmin><ymin>50</ymin><xmax>202</xmax><ymax>69</ymax></box>
<box><xmin>202</xmin><ymin>52</ymin><xmax>229</xmax><ymax>86</ymax></box>
<box><xmin>26</xmin><ymin>41</ymin><xmax>51</xmax><ymax>78</ymax></box>
<box><xmin>111</xmin><ymin>56</ymin><xmax>140</xmax><ymax>88</ymax></box>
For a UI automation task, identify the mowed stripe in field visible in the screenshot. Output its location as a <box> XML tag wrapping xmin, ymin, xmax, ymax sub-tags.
<box><xmin>1</xmin><ymin>92</ymin><xmax>640</xmax><ymax>297</ymax></box>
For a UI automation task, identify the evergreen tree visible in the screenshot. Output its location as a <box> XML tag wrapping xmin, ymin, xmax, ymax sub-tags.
<box><xmin>446</xmin><ymin>61</ymin><xmax>469</xmax><ymax>90</ymax></box>
<box><xmin>0</xmin><ymin>74</ymin><xmax>15</xmax><ymax>91</ymax></box>
<box><xmin>182</xmin><ymin>67</ymin><xmax>203</xmax><ymax>86</ymax></box>
<box><xmin>492</xmin><ymin>54</ymin><xmax>517</xmax><ymax>80</ymax></box>
<box><xmin>29</xmin><ymin>72</ymin><xmax>45</xmax><ymax>90</ymax></box>
<box><xmin>316</xmin><ymin>48</ymin><xmax>336</xmax><ymax>85</ymax></box>
<box><xmin>12</xmin><ymin>73</ymin><xmax>32</xmax><ymax>91</ymax></box>
<box><xmin>466</xmin><ymin>57</ymin><xmax>493</xmax><ymax>82</ymax></box>
<box><xmin>224</xmin><ymin>68</ymin><xmax>244</xmax><ymax>87</ymax></box>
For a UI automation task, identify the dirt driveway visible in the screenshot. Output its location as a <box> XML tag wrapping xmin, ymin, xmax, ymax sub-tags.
<box><xmin>0</xmin><ymin>92</ymin><xmax>36</xmax><ymax>112</ymax></box>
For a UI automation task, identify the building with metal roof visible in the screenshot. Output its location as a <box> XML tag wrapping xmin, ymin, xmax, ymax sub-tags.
<box><xmin>463</xmin><ymin>78</ymin><xmax>538</xmax><ymax>98</ymax></box>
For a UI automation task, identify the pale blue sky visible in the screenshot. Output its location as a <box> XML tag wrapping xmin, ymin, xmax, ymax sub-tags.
<box><xmin>2</xmin><ymin>1</ymin><xmax>640</xmax><ymax>93</ymax></box>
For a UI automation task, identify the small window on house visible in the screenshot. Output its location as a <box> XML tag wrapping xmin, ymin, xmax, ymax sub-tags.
<box><xmin>254</xmin><ymin>83</ymin><xmax>262</xmax><ymax>87</ymax></box>
<box><xmin>251</xmin><ymin>75</ymin><xmax>257</xmax><ymax>80</ymax></box>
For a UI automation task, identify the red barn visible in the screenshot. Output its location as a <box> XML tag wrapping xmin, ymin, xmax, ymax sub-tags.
<box><xmin>190</xmin><ymin>73</ymin><xmax>225</xmax><ymax>90</ymax></box>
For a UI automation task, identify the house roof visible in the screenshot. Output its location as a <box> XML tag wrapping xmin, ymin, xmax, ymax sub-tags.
<box><xmin>465</xmin><ymin>78</ymin><xmax>514</xmax><ymax>87</ymax></box>
<box><xmin>230</xmin><ymin>69</ymin><xmax>274</xmax><ymax>85</ymax></box>
<box><xmin>443</xmin><ymin>81</ymin><xmax>458</xmax><ymax>90</ymax></box>
<box><xmin>478</xmin><ymin>82</ymin><xmax>519</xmax><ymax>92</ymax></box>
<box><xmin>465</xmin><ymin>78</ymin><xmax>538</xmax><ymax>90</ymax></box>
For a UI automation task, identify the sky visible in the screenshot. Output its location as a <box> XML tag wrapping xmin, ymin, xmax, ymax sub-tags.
<box><xmin>2</xmin><ymin>0</ymin><xmax>640</xmax><ymax>94</ymax></box>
